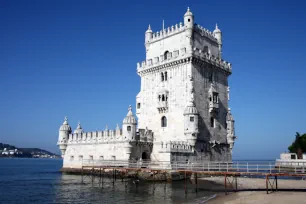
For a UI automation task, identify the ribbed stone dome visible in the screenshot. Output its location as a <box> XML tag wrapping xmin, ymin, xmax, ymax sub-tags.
<box><xmin>123</xmin><ymin>105</ymin><xmax>137</xmax><ymax>124</ymax></box>
<box><xmin>59</xmin><ymin>117</ymin><xmax>72</xmax><ymax>132</ymax></box>
<box><xmin>184</xmin><ymin>102</ymin><xmax>199</xmax><ymax>115</ymax></box>
<box><xmin>213</xmin><ymin>24</ymin><xmax>221</xmax><ymax>33</ymax></box>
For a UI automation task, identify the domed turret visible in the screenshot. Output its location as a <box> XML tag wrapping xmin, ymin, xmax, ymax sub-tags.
<box><xmin>73</xmin><ymin>122</ymin><xmax>84</xmax><ymax>134</ymax></box>
<box><xmin>184</xmin><ymin>7</ymin><xmax>194</xmax><ymax>37</ymax></box>
<box><xmin>213</xmin><ymin>24</ymin><xmax>222</xmax><ymax>58</ymax></box>
<box><xmin>122</xmin><ymin>105</ymin><xmax>137</xmax><ymax>141</ymax></box>
<box><xmin>184</xmin><ymin>100</ymin><xmax>199</xmax><ymax>149</ymax></box>
<box><xmin>226</xmin><ymin>108</ymin><xmax>237</xmax><ymax>153</ymax></box>
<box><xmin>57</xmin><ymin>116</ymin><xmax>72</xmax><ymax>157</ymax></box>
<box><xmin>145</xmin><ymin>24</ymin><xmax>153</xmax><ymax>43</ymax></box>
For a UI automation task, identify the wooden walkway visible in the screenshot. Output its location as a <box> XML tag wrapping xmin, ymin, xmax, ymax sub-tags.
<box><xmin>79</xmin><ymin>160</ymin><xmax>306</xmax><ymax>195</ymax></box>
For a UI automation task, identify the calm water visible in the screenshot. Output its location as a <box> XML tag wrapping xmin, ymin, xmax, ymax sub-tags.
<box><xmin>0</xmin><ymin>158</ymin><xmax>215</xmax><ymax>204</ymax></box>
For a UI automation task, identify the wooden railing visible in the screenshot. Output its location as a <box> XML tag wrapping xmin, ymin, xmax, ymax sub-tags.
<box><xmin>80</xmin><ymin>160</ymin><xmax>306</xmax><ymax>174</ymax></box>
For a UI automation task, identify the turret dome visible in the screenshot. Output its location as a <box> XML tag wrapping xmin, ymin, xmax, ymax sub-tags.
<box><xmin>184</xmin><ymin>7</ymin><xmax>193</xmax><ymax>17</ymax></box>
<box><xmin>73</xmin><ymin>122</ymin><xmax>84</xmax><ymax>134</ymax></box>
<box><xmin>123</xmin><ymin>105</ymin><xmax>137</xmax><ymax>124</ymax></box>
<box><xmin>184</xmin><ymin>101</ymin><xmax>199</xmax><ymax>115</ymax></box>
<box><xmin>213</xmin><ymin>24</ymin><xmax>221</xmax><ymax>33</ymax></box>
<box><xmin>59</xmin><ymin>116</ymin><xmax>72</xmax><ymax>132</ymax></box>
<box><xmin>145</xmin><ymin>24</ymin><xmax>152</xmax><ymax>33</ymax></box>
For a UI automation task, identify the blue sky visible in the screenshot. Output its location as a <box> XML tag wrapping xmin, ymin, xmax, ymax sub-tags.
<box><xmin>1</xmin><ymin>0</ymin><xmax>305</xmax><ymax>159</ymax></box>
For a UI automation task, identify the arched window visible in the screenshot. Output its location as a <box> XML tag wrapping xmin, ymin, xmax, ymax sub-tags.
<box><xmin>161</xmin><ymin>116</ymin><xmax>167</xmax><ymax>127</ymax></box>
<box><xmin>164</xmin><ymin>51</ymin><xmax>169</xmax><ymax>60</ymax></box>
<box><xmin>162</xmin><ymin>95</ymin><xmax>165</xmax><ymax>101</ymax></box>
<box><xmin>165</xmin><ymin>72</ymin><xmax>167</xmax><ymax>81</ymax></box>
<box><xmin>158</xmin><ymin>95</ymin><xmax>161</xmax><ymax>101</ymax></box>
<box><xmin>210</xmin><ymin>117</ymin><xmax>214</xmax><ymax>128</ymax></box>
<box><xmin>161</xmin><ymin>72</ymin><xmax>164</xmax><ymax>81</ymax></box>
<box><xmin>127</xmin><ymin>126</ymin><xmax>131</xmax><ymax>131</ymax></box>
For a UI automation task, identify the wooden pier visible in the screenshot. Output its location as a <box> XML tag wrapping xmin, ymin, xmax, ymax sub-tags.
<box><xmin>64</xmin><ymin>160</ymin><xmax>306</xmax><ymax>196</ymax></box>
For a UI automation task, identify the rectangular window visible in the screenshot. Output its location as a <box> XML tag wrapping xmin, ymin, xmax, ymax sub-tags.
<box><xmin>79</xmin><ymin>155</ymin><xmax>83</xmax><ymax>161</ymax></box>
<box><xmin>127</xmin><ymin>126</ymin><xmax>131</xmax><ymax>131</ymax></box>
<box><xmin>190</xmin><ymin>116</ymin><xmax>194</xmax><ymax>122</ymax></box>
<box><xmin>137</xmin><ymin>103</ymin><xmax>141</xmax><ymax>109</ymax></box>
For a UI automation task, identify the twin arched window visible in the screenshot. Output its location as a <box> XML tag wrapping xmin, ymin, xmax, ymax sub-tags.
<box><xmin>161</xmin><ymin>116</ymin><xmax>167</xmax><ymax>127</ymax></box>
<box><xmin>161</xmin><ymin>71</ymin><xmax>168</xmax><ymax>81</ymax></box>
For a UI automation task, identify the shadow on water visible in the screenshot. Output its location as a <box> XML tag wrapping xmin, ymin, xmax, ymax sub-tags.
<box><xmin>0</xmin><ymin>159</ymin><xmax>217</xmax><ymax>204</ymax></box>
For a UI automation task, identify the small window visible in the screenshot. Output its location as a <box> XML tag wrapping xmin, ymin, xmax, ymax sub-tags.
<box><xmin>89</xmin><ymin>155</ymin><xmax>93</xmax><ymax>160</ymax></box>
<box><xmin>100</xmin><ymin>156</ymin><xmax>104</xmax><ymax>160</ymax></box>
<box><xmin>161</xmin><ymin>116</ymin><xmax>167</xmax><ymax>127</ymax></box>
<box><xmin>188</xmin><ymin>19</ymin><xmax>190</xmax><ymax>22</ymax></box>
<box><xmin>112</xmin><ymin>156</ymin><xmax>116</xmax><ymax>161</ymax></box>
<box><xmin>78</xmin><ymin>155</ymin><xmax>83</xmax><ymax>161</ymax></box>
<box><xmin>210</xmin><ymin>117</ymin><xmax>215</xmax><ymax>128</ymax></box>
<box><xmin>190</xmin><ymin>116</ymin><xmax>194</xmax><ymax>122</ymax></box>
<box><xmin>158</xmin><ymin>95</ymin><xmax>161</xmax><ymax>101</ymax></box>
<box><xmin>127</xmin><ymin>126</ymin><xmax>131</xmax><ymax>131</ymax></box>
<box><xmin>70</xmin><ymin>156</ymin><xmax>74</xmax><ymax>161</ymax></box>
<box><xmin>161</xmin><ymin>72</ymin><xmax>164</xmax><ymax>81</ymax></box>
<box><xmin>137</xmin><ymin>103</ymin><xmax>141</xmax><ymax>109</ymax></box>
<box><xmin>165</xmin><ymin>72</ymin><xmax>168</xmax><ymax>81</ymax></box>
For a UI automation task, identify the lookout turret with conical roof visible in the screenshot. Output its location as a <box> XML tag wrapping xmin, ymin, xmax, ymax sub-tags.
<box><xmin>57</xmin><ymin>116</ymin><xmax>72</xmax><ymax>157</ymax></box>
<box><xmin>122</xmin><ymin>105</ymin><xmax>137</xmax><ymax>141</ymax></box>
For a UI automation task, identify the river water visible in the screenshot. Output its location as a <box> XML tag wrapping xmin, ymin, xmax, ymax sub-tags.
<box><xmin>0</xmin><ymin>158</ymin><xmax>216</xmax><ymax>203</ymax></box>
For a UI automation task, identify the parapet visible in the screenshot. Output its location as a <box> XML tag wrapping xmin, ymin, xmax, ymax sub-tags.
<box><xmin>192</xmin><ymin>48</ymin><xmax>232</xmax><ymax>73</ymax></box>
<box><xmin>67</xmin><ymin>127</ymin><xmax>123</xmax><ymax>144</ymax></box>
<box><xmin>147</xmin><ymin>22</ymin><xmax>185</xmax><ymax>44</ymax></box>
<box><xmin>159</xmin><ymin>141</ymin><xmax>193</xmax><ymax>153</ymax></box>
<box><xmin>194</xmin><ymin>24</ymin><xmax>218</xmax><ymax>43</ymax></box>
<box><xmin>137</xmin><ymin>47</ymin><xmax>231</xmax><ymax>74</ymax></box>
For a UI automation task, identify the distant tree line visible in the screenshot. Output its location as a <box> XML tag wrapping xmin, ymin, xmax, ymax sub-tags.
<box><xmin>288</xmin><ymin>132</ymin><xmax>306</xmax><ymax>159</ymax></box>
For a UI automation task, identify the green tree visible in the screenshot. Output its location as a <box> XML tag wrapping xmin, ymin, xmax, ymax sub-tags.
<box><xmin>288</xmin><ymin>132</ymin><xmax>306</xmax><ymax>159</ymax></box>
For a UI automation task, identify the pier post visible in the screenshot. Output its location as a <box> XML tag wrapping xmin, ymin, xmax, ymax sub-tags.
<box><xmin>275</xmin><ymin>176</ymin><xmax>278</xmax><ymax>191</ymax></box>
<box><xmin>266</xmin><ymin>175</ymin><xmax>268</xmax><ymax>194</ymax></box>
<box><xmin>224</xmin><ymin>174</ymin><xmax>227</xmax><ymax>195</ymax></box>
<box><xmin>195</xmin><ymin>173</ymin><xmax>198</xmax><ymax>193</ymax></box>
<box><xmin>184</xmin><ymin>171</ymin><xmax>187</xmax><ymax>196</ymax></box>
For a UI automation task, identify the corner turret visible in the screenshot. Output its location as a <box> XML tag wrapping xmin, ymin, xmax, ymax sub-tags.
<box><xmin>57</xmin><ymin>116</ymin><xmax>72</xmax><ymax>157</ymax></box>
<box><xmin>213</xmin><ymin>24</ymin><xmax>222</xmax><ymax>58</ymax></box>
<box><xmin>184</xmin><ymin>7</ymin><xmax>194</xmax><ymax>54</ymax></box>
<box><xmin>145</xmin><ymin>24</ymin><xmax>153</xmax><ymax>43</ymax></box>
<box><xmin>226</xmin><ymin>108</ymin><xmax>237</xmax><ymax>153</ymax></box>
<box><xmin>73</xmin><ymin>122</ymin><xmax>84</xmax><ymax>134</ymax></box>
<box><xmin>184</xmin><ymin>76</ymin><xmax>198</xmax><ymax>150</ymax></box>
<box><xmin>122</xmin><ymin>105</ymin><xmax>137</xmax><ymax>141</ymax></box>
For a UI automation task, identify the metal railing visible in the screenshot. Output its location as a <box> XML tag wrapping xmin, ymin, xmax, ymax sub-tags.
<box><xmin>79</xmin><ymin>160</ymin><xmax>306</xmax><ymax>174</ymax></box>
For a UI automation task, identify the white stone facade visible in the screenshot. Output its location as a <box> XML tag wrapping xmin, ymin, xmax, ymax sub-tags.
<box><xmin>58</xmin><ymin>8</ymin><xmax>237</xmax><ymax>169</ymax></box>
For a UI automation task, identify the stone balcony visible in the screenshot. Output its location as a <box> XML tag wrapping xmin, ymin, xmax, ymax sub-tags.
<box><xmin>209</xmin><ymin>101</ymin><xmax>219</xmax><ymax>113</ymax></box>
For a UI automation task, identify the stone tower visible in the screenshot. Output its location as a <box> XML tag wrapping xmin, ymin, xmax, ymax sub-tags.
<box><xmin>136</xmin><ymin>8</ymin><xmax>236</xmax><ymax>163</ymax></box>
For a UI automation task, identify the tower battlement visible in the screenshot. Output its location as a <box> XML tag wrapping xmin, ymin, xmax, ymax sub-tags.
<box><xmin>137</xmin><ymin>47</ymin><xmax>231</xmax><ymax>75</ymax></box>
